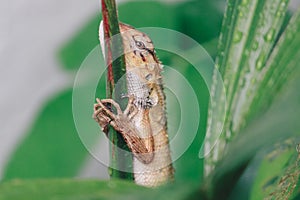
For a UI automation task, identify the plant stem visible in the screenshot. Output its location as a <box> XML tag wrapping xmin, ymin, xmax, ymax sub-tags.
<box><xmin>101</xmin><ymin>0</ymin><xmax>133</xmax><ymax>180</ymax></box>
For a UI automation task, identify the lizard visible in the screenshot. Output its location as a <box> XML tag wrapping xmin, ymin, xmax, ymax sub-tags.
<box><xmin>93</xmin><ymin>21</ymin><xmax>174</xmax><ymax>187</ymax></box>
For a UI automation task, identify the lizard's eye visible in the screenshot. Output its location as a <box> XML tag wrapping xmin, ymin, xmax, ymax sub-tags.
<box><xmin>135</xmin><ymin>41</ymin><xmax>145</xmax><ymax>49</ymax></box>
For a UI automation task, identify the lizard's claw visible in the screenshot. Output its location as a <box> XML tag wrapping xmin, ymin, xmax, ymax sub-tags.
<box><xmin>93</xmin><ymin>107</ymin><xmax>110</xmax><ymax>134</ymax></box>
<box><xmin>99</xmin><ymin>98</ymin><xmax>123</xmax><ymax>116</ymax></box>
<box><xmin>95</xmin><ymin>110</ymin><xmax>110</xmax><ymax>134</ymax></box>
<box><xmin>93</xmin><ymin>98</ymin><xmax>120</xmax><ymax>134</ymax></box>
<box><xmin>95</xmin><ymin>98</ymin><xmax>119</xmax><ymax>118</ymax></box>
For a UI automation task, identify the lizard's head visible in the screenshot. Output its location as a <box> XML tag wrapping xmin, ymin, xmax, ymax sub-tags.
<box><xmin>99</xmin><ymin>21</ymin><xmax>163</xmax><ymax>108</ymax></box>
<box><xmin>119</xmin><ymin>23</ymin><xmax>160</xmax><ymax>68</ymax></box>
<box><xmin>99</xmin><ymin>21</ymin><xmax>161</xmax><ymax>70</ymax></box>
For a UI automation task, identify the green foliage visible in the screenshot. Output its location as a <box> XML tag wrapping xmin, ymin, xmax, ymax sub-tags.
<box><xmin>204</xmin><ymin>0</ymin><xmax>300</xmax><ymax>198</ymax></box>
<box><xmin>0</xmin><ymin>179</ymin><xmax>146</xmax><ymax>200</ymax></box>
<box><xmin>0</xmin><ymin>179</ymin><xmax>202</xmax><ymax>200</ymax></box>
<box><xmin>59</xmin><ymin>1</ymin><xmax>223</xmax><ymax>71</ymax></box>
<box><xmin>3</xmin><ymin>90</ymin><xmax>88</xmax><ymax>180</ymax></box>
<box><xmin>165</xmin><ymin>51</ymin><xmax>210</xmax><ymax>183</ymax></box>
<box><xmin>206</xmin><ymin>72</ymin><xmax>300</xmax><ymax>199</ymax></box>
<box><xmin>249</xmin><ymin>6</ymin><xmax>300</xmax><ymax>120</ymax></box>
<box><xmin>59</xmin><ymin>16</ymin><xmax>101</xmax><ymax>70</ymax></box>
<box><xmin>206</xmin><ymin>0</ymin><xmax>291</xmax><ymax>168</ymax></box>
<box><xmin>1</xmin><ymin>73</ymin><xmax>298</xmax><ymax>199</ymax></box>
<box><xmin>2</xmin><ymin>0</ymin><xmax>300</xmax><ymax>199</ymax></box>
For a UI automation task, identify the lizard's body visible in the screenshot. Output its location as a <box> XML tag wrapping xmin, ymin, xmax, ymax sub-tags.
<box><xmin>94</xmin><ymin>22</ymin><xmax>174</xmax><ymax>187</ymax></box>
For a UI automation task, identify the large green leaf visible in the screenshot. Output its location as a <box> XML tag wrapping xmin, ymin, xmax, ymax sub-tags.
<box><xmin>202</xmin><ymin>1</ymin><xmax>300</xmax><ymax>198</ymax></box>
<box><xmin>204</xmin><ymin>0</ymin><xmax>291</xmax><ymax>174</ymax></box>
<box><xmin>3</xmin><ymin>91</ymin><xmax>89</xmax><ymax>180</ymax></box>
<box><xmin>0</xmin><ymin>179</ymin><xmax>146</xmax><ymax>200</ymax></box>
<box><xmin>0</xmin><ymin>179</ymin><xmax>201</xmax><ymax>200</ymax></box>
<box><xmin>174</xmin><ymin>0</ymin><xmax>224</xmax><ymax>44</ymax></box>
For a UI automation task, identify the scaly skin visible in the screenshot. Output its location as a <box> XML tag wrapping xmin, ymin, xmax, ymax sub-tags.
<box><xmin>94</xmin><ymin>22</ymin><xmax>174</xmax><ymax>187</ymax></box>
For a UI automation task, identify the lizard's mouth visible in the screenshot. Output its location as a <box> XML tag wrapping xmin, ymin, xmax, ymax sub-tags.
<box><xmin>145</xmin><ymin>49</ymin><xmax>160</xmax><ymax>64</ymax></box>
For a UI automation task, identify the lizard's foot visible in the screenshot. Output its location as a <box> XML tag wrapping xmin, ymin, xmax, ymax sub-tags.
<box><xmin>93</xmin><ymin>97</ymin><xmax>155</xmax><ymax>164</ymax></box>
<box><xmin>99</xmin><ymin>98</ymin><xmax>123</xmax><ymax>116</ymax></box>
<box><xmin>93</xmin><ymin>98</ymin><xmax>119</xmax><ymax>134</ymax></box>
<box><xmin>94</xmin><ymin>98</ymin><xmax>133</xmax><ymax>133</ymax></box>
<box><xmin>93</xmin><ymin>108</ymin><xmax>110</xmax><ymax>134</ymax></box>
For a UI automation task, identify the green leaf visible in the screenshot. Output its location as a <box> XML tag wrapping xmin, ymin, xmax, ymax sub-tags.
<box><xmin>0</xmin><ymin>179</ymin><xmax>145</xmax><ymax>200</ymax></box>
<box><xmin>174</xmin><ymin>0</ymin><xmax>224</xmax><ymax>44</ymax></box>
<box><xmin>3</xmin><ymin>91</ymin><xmax>89</xmax><ymax>180</ymax></box>
<box><xmin>250</xmin><ymin>139</ymin><xmax>300</xmax><ymax>200</ymax></box>
<box><xmin>205</xmin><ymin>0</ymin><xmax>291</xmax><ymax>174</ymax></box>
<box><xmin>227</xmin><ymin>0</ymin><xmax>290</xmax><ymax>134</ymax></box>
<box><xmin>248</xmin><ymin>7</ymin><xmax>300</xmax><ymax>120</ymax></box>
<box><xmin>118</xmin><ymin>1</ymin><xmax>177</xmax><ymax>28</ymax></box>
<box><xmin>168</xmin><ymin>55</ymin><xmax>210</xmax><ymax>183</ymax></box>
<box><xmin>58</xmin><ymin>16</ymin><xmax>101</xmax><ymax>70</ymax></box>
<box><xmin>0</xmin><ymin>179</ymin><xmax>202</xmax><ymax>200</ymax></box>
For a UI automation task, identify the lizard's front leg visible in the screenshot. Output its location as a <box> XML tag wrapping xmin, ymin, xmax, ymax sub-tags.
<box><xmin>93</xmin><ymin>96</ymin><xmax>137</xmax><ymax>132</ymax></box>
<box><xmin>93</xmin><ymin>98</ymin><xmax>154</xmax><ymax>164</ymax></box>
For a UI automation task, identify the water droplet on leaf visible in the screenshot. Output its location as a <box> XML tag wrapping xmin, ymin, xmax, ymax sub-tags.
<box><xmin>256</xmin><ymin>54</ymin><xmax>266</xmax><ymax>70</ymax></box>
<box><xmin>241</xmin><ymin>0</ymin><xmax>248</xmax><ymax>6</ymax></box>
<box><xmin>264</xmin><ymin>29</ymin><xmax>276</xmax><ymax>42</ymax></box>
<box><xmin>233</xmin><ymin>31</ymin><xmax>243</xmax><ymax>43</ymax></box>
<box><xmin>252</xmin><ymin>41</ymin><xmax>259</xmax><ymax>50</ymax></box>
<box><xmin>276</xmin><ymin>11</ymin><xmax>283</xmax><ymax>17</ymax></box>
<box><xmin>239</xmin><ymin>77</ymin><xmax>246</xmax><ymax>87</ymax></box>
<box><xmin>244</xmin><ymin>49</ymin><xmax>250</xmax><ymax>56</ymax></box>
